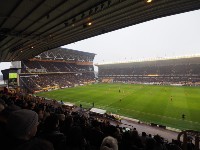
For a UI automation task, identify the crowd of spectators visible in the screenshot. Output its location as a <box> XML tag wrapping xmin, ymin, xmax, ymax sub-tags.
<box><xmin>98</xmin><ymin>63</ymin><xmax>200</xmax><ymax>85</ymax></box>
<box><xmin>0</xmin><ymin>90</ymin><xmax>196</xmax><ymax>150</ymax></box>
<box><xmin>111</xmin><ymin>77</ymin><xmax>199</xmax><ymax>85</ymax></box>
<box><xmin>99</xmin><ymin>64</ymin><xmax>200</xmax><ymax>76</ymax></box>
<box><xmin>19</xmin><ymin>52</ymin><xmax>95</xmax><ymax>93</ymax></box>
<box><xmin>20</xmin><ymin>73</ymin><xmax>95</xmax><ymax>93</ymax></box>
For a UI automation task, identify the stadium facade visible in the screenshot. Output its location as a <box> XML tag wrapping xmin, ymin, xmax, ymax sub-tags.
<box><xmin>96</xmin><ymin>56</ymin><xmax>200</xmax><ymax>85</ymax></box>
<box><xmin>16</xmin><ymin>48</ymin><xmax>96</xmax><ymax>93</ymax></box>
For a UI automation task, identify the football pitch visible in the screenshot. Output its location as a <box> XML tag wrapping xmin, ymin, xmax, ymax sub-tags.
<box><xmin>36</xmin><ymin>83</ymin><xmax>200</xmax><ymax>131</ymax></box>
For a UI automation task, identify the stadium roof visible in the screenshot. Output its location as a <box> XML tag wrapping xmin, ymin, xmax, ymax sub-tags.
<box><xmin>96</xmin><ymin>55</ymin><xmax>200</xmax><ymax>68</ymax></box>
<box><xmin>0</xmin><ymin>0</ymin><xmax>200</xmax><ymax>61</ymax></box>
<box><xmin>34</xmin><ymin>47</ymin><xmax>95</xmax><ymax>60</ymax></box>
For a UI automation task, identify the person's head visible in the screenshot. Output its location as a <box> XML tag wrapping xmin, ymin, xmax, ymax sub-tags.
<box><xmin>6</xmin><ymin>109</ymin><xmax>39</xmax><ymax>140</ymax></box>
<box><xmin>153</xmin><ymin>134</ymin><xmax>164</xmax><ymax>144</ymax></box>
<box><xmin>35</xmin><ymin>108</ymin><xmax>44</xmax><ymax>122</ymax></box>
<box><xmin>100</xmin><ymin>136</ymin><xmax>118</xmax><ymax>150</ymax></box>
<box><xmin>142</xmin><ymin>132</ymin><xmax>147</xmax><ymax>137</ymax></box>
<box><xmin>57</xmin><ymin>114</ymin><xmax>65</xmax><ymax>122</ymax></box>
<box><xmin>43</xmin><ymin>114</ymin><xmax>59</xmax><ymax>131</ymax></box>
<box><xmin>65</xmin><ymin>115</ymin><xmax>73</xmax><ymax>127</ymax></box>
<box><xmin>43</xmin><ymin>110</ymin><xmax>50</xmax><ymax>120</ymax></box>
<box><xmin>0</xmin><ymin>99</ymin><xmax>6</xmax><ymax>112</ymax></box>
<box><xmin>29</xmin><ymin>102</ymin><xmax>36</xmax><ymax>110</ymax></box>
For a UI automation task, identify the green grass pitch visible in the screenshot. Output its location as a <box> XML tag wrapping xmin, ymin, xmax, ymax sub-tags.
<box><xmin>36</xmin><ymin>83</ymin><xmax>200</xmax><ymax>131</ymax></box>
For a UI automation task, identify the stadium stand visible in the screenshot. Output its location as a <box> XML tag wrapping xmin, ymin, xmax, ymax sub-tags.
<box><xmin>97</xmin><ymin>56</ymin><xmax>200</xmax><ymax>86</ymax></box>
<box><xmin>19</xmin><ymin>48</ymin><xmax>96</xmax><ymax>93</ymax></box>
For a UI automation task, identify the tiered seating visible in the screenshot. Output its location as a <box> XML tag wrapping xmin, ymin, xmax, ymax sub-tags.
<box><xmin>20</xmin><ymin>73</ymin><xmax>95</xmax><ymax>93</ymax></box>
<box><xmin>99</xmin><ymin>64</ymin><xmax>200</xmax><ymax>76</ymax></box>
<box><xmin>98</xmin><ymin>60</ymin><xmax>200</xmax><ymax>85</ymax></box>
<box><xmin>22</xmin><ymin>61</ymin><xmax>94</xmax><ymax>73</ymax></box>
<box><xmin>20</xmin><ymin>48</ymin><xmax>95</xmax><ymax>93</ymax></box>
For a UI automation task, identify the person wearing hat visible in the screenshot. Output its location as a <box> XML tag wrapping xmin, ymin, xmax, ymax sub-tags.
<box><xmin>100</xmin><ymin>136</ymin><xmax>118</xmax><ymax>150</ymax></box>
<box><xmin>3</xmin><ymin>109</ymin><xmax>39</xmax><ymax>150</ymax></box>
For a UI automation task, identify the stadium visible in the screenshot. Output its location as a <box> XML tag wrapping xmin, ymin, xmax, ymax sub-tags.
<box><xmin>19</xmin><ymin>48</ymin><xmax>96</xmax><ymax>93</ymax></box>
<box><xmin>0</xmin><ymin>1</ymin><xmax>200</xmax><ymax>150</ymax></box>
<box><xmin>33</xmin><ymin>54</ymin><xmax>200</xmax><ymax>130</ymax></box>
<box><xmin>97</xmin><ymin>55</ymin><xmax>200</xmax><ymax>85</ymax></box>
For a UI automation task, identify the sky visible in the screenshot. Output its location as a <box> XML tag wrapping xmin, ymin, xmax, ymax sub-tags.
<box><xmin>64</xmin><ymin>9</ymin><xmax>200</xmax><ymax>64</ymax></box>
<box><xmin>1</xmin><ymin>9</ymin><xmax>200</xmax><ymax>74</ymax></box>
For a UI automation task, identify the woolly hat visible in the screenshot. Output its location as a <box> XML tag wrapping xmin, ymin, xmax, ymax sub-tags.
<box><xmin>100</xmin><ymin>136</ymin><xmax>118</xmax><ymax>150</ymax></box>
<box><xmin>7</xmin><ymin>109</ymin><xmax>38</xmax><ymax>138</ymax></box>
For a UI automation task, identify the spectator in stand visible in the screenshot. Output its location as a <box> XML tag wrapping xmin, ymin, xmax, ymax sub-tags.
<box><xmin>131</xmin><ymin>130</ymin><xmax>144</xmax><ymax>149</ymax></box>
<box><xmin>4</xmin><ymin>109</ymin><xmax>39</xmax><ymax>150</ymax></box>
<box><xmin>38</xmin><ymin>114</ymin><xmax>67</xmax><ymax>150</ymax></box>
<box><xmin>88</xmin><ymin>119</ymin><xmax>105</xmax><ymax>148</ymax></box>
<box><xmin>66</xmin><ymin>126</ymin><xmax>88</xmax><ymax>150</ymax></box>
<box><xmin>145</xmin><ymin>137</ymin><xmax>156</xmax><ymax>150</ymax></box>
<box><xmin>141</xmin><ymin>132</ymin><xmax>147</xmax><ymax>146</ymax></box>
<box><xmin>186</xmin><ymin>136</ymin><xmax>195</xmax><ymax>150</ymax></box>
<box><xmin>100</xmin><ymin>136</ymin><xmax>118</xmax><ymax>150</ymax></box>
<box><xmin>61</xmin><ymin>115</ymin><xmax>73</xmax><ymax>136</ymax></box>
<box><xmin>153</xmin><ymin>134</ymin><xmax>167</xmax><ymax>150</ymax></box>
